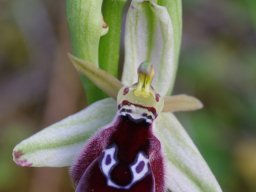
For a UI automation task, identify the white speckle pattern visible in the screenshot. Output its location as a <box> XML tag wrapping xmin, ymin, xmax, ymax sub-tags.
<box><xmin>100</xmin><ymin>146</ymin><xmax>117</xmax><ymax>180</ymax></box>
<box><xmin>130</xmin><ymin>153</ymin><xmax>149</xmax><ymax>183</ymax></box>
<box><xmin>100</xmin><ymin>145</ymin><xmax>150</xmax><ymax>189</ymax></box>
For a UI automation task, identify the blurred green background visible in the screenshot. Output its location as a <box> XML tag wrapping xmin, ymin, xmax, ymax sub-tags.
<box><xmin>0</xmin><ymin>0</ymin><xmax>255</xmax><ymax>191</ymax></box>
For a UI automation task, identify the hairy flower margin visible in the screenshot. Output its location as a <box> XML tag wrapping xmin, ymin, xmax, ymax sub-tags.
<box><xmin>13</xmin><ymin>0</ymin><xmax>222</xmax><ymax>192</ymax></box>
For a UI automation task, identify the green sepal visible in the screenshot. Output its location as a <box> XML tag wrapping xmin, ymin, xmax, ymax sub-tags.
<box><xmin>155</xmin><ymin>113</ymin><xmax>222</xmax><ymax>192</ymax></box>
<box><xmin>122</xmin><ymin>0</ymin><xmax>180</xmax><ymax>96</ymax></box>
<box><xmin>13</xmin><ymin>99</ymin><xmax>116</xmax><ymax>167</ymax></box>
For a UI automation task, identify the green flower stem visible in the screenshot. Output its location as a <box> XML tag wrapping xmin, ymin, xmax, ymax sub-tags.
<box><xmin>66</xmin><ymin>0</ymin><xmax>127</xmax><ymax>103</ymax></box>
<box><xmin>99</xmin><ymin>0</ymin><xmax>127</xmax><ymax>77</ymax></box>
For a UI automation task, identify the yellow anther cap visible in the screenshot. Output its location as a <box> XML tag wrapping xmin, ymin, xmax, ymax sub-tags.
<box><xmin>134</xmin><ymin>61</ymin><xmax>155</xmax><ymax>98</ymax></box>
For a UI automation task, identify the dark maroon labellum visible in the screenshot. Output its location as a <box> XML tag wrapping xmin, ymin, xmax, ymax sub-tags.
<box><xmin>71</xmin><ymin>114</ymin><xmax>165</xmax><ymax>192</ymax></box>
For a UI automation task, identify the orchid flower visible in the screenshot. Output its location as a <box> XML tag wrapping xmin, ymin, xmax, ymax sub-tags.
<box><xmin>13</xmin><ymin>0</ymin><xmax>222</xmax><ymax>191</ymax></box>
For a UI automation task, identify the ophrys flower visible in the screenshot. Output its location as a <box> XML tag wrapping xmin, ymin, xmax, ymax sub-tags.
<box><xmin>13</xmin><ymin>0</ymin><xmax>223</xmax><ymax>191</ymax></box>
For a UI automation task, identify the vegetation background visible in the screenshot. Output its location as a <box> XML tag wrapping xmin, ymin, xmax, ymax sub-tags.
<box><xmin>0</xmin><ymin>0</ymin><xmax>255</xmax><ymax>191</ymax></box>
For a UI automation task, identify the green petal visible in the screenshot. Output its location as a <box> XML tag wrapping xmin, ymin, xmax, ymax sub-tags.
<box><xmin>155</xmin><ymin>113</ymin><xmax>222</xmax><ymax>192</ymax></box>
<box><xmin>69</xmin><ymin>54</ymin><xmax>122</xmax><ymax>99</ymax></box>
<box><xmin>163</xmin><ymin>94</ymin><xmax>203</xmax><ymax>112</ymax></box>
<box><xmin>122</xmin><ymin>0</ymin><xmax>178</xmax><ymax>95</ymax></box>
<box><xmin>13</xmin><ymin>98</ymin><xmax>116</xmax><ymax>167</ymax></box>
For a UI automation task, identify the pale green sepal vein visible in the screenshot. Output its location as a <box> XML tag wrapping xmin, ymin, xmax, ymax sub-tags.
<box><xmin>155</xmin><ymin>113</ymin><xmax>222</xmax><ymax>192</ymax></box>
<box><xmin>122</xmin><ymin>0</ymin><xmax>177</xmax><ymax>96</ymax></box>
<box><xmin>13</xmin><ymin>98</ymin><xmax>116</xmax><ymax>167</ymax></box>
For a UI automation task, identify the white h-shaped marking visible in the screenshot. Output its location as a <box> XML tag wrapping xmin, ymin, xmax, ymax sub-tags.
<box><xmin>100</xmin><ymin>145</ymin><xmax>150</xmax><ymax>189</ymax></box>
